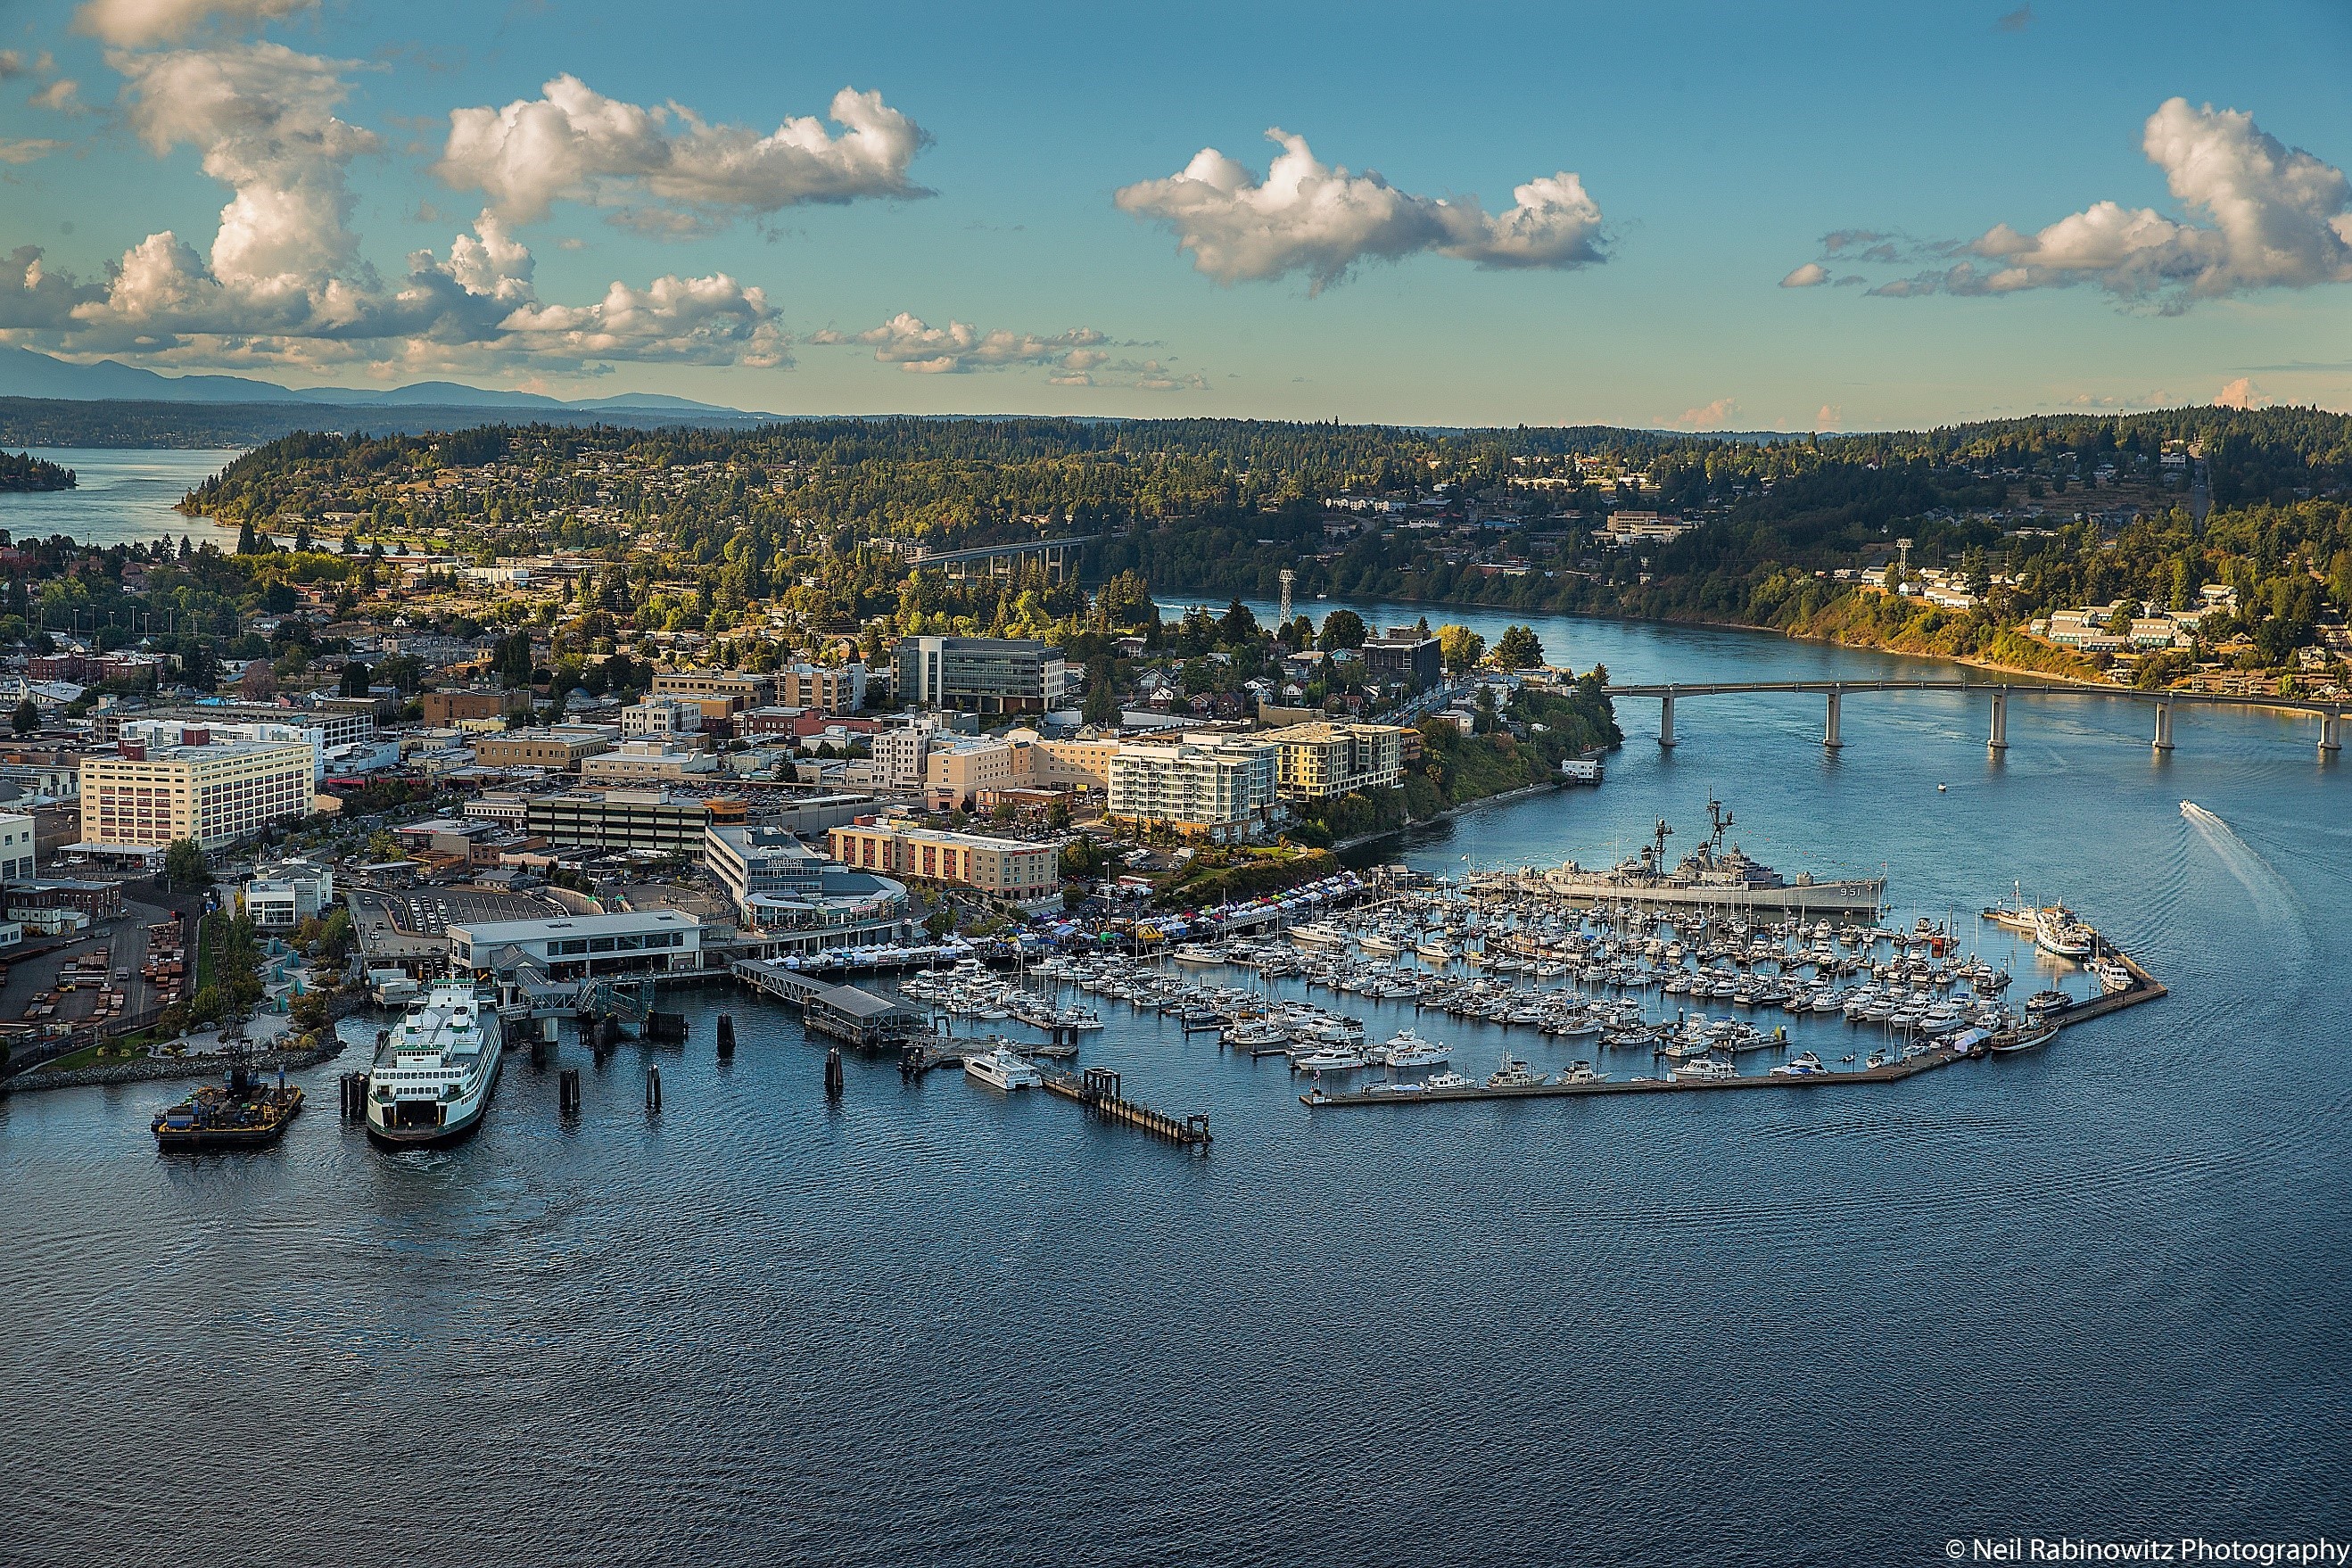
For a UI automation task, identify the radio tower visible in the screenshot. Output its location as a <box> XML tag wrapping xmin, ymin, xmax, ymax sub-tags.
<box><xmin>1278</xmin><ymin>568</ymin><xmax>1295</xmax><ymax>628</ymax></box>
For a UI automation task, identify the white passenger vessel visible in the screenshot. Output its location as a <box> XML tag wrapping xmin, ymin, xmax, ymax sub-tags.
<box><xmin>366</xmin><ymin>982</ymin><xmax>504</xmax><ymax>1147</ymax></box>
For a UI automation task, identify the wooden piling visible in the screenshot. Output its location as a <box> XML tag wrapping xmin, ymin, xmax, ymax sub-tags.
<box><xmin>645</xmin><ymin>1064</ymin><xmax>662</xmax><ymax>1114</ymax></box>
<box><xmin>825</xmin><ymin>1047</ymin><xmax>844</xmax><ymax>1097</ymax></box>
<box><xmin>558</xmin><ymin>1067</ymin><xmax>581</xmax><ymax>1118</ymax></box>
<box><xmin>716</xmin><ymin>1013</ymin><xmax>736</xmax><ymax>1058</ymax></box>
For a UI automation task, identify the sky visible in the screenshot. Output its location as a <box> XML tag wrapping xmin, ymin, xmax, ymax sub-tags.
<box><xmin>0</xmin><ymin>0</ymin><xmax>2347</xmax><ymax>429</ymax></box>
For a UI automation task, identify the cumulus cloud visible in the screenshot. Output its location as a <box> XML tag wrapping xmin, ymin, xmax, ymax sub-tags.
<box><xmin>0</xmin><ymin>40</ymin><xmax>792</xmax><ymax>373</ymax></box>
<box><xmin>1814</xmin><ymin>403</ymin><xmax>1843</xmax><ymax>431</ymax></box>
<box><xmin>2214</xmin><ymin>376</ymin><xmax>2272</xmax><ymax>410</ymax></box>
<box><xmin>436</xmin><ymin>76</ymin><xmax>929</xmax><ymax>228</ymax></box>
<box><xmin>0</xmin><ymin>51</ymin><xmax>25</xmax><ymax>79</ymax></box>
<box><xmin>1780</xmin><ymin>262</ymin><xmax>1828</xmax><ymax>288</ymax></box>
<box><xmin>1834</xmin><ymin>100</ymin><xmax>2352</xmax><ymax>307</ymax></box>
<box><xmin>74</xmin><ymin>0</ymin><xmax>314</xmax><ymax>45</ymax></box>
<box><xmin>810</xmin><ymin>312</ymin><xmax>1196</xmax><ymax>388</ymax></box>
<box><xmin>0</xmin><ymin>139</ymin><xmax>66</xmax><ymax>164</ymax></box>
<box><xmin>1670</xmin><ymin>397</ymin><xmax>1738</xmax><ymax>431</ymax></box>
<box><xmin>114</xmin><ymin>41</ymin><xmax>378</xmax><ymax>287</ymax></box>
<box><xmin>1114</xmin><ymin>128</ymin><xmax>1604</xmax><ymax>292</ymax></box>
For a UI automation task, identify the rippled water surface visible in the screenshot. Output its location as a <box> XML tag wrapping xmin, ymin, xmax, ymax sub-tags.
<box><xmin>5</xmin><ymin>598</ymin><xmax>2348</xmax><ymax>1566</ymax></box>
<box><xmin>0</xmin><ymin>447</ymin><xmax>238</xmax><ymax>549</ymax></box>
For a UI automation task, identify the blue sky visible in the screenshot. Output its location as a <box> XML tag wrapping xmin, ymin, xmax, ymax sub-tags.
<box><xmin>0</xmin><ymin>0</ymin><xmax>2346</xmax><ymax>427</ymax></box>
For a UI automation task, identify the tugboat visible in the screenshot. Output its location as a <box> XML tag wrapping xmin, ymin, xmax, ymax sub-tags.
<box><xmin>153</xmin><ymin>1051</ymin><xmax>303</xmax><ymax>1151</ymax></box>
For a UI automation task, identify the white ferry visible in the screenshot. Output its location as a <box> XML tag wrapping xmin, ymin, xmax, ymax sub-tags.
<box><xmin>366</xmin><ymin>982</ymin><xmax>503</xmax><ymax>1147</ymax></box>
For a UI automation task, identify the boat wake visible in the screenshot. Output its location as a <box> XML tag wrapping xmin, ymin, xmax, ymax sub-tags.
<box><xmin>2179</xmin><ymin>802</ymin><xmax>2297</xmax><ymax>922</ymax></box>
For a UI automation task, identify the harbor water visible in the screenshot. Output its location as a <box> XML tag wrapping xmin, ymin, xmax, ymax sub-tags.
<box><xmin>5</xmin><ymin>601</ymin><xmax>2348</xmax><ymax>1565</ymax></box>
<box><xmin>0</xmin><ymin>448</ymin><xmax>237</xmax><ymax>550</ymax></box>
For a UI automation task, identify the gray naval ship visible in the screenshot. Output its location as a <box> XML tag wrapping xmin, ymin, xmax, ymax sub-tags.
<box><xmin>1530</xmin><ymin>799</ymin><xmax>1886</xmax><ymax>915</ymax></box>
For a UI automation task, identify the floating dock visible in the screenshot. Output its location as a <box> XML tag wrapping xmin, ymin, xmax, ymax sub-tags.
<box><xmin>1305</xmin><ymin>936</ymin><xmax>2164</xmax><ymax>1110</ymax></box>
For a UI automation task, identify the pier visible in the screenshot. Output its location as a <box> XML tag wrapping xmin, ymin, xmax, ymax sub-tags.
<box><xmin>1607</xmin><ymin>679</ymin><xmax>2348</xmax><ymax>759</ymax></box>
<box><xmin>1042</xmin><ymin>1067</ymin><xmax>1211</xmax><ymax>1148</ymax></box>
<box><xmin>730</xmin><ymin>958</ymin><xmax>923</xmax><ymax>1049</ymax></box>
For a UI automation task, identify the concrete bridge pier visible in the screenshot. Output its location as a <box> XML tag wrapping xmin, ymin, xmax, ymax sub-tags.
<box><xmin>1823</xmin><ymin>687</ymin><xmax>1843</xmax><ymax>750</ymax></box>
<box><xmin>2153</xmin><ymin>699</ymin><xmax>2175</xmax><ymax>753</ymax></box>
<box><xmin>1659</xmin><ymin>691</ymin><xmax>1677</xmax><ymax>748</ymax></box>
<box><xmin>1988</xmin><ymin>689</ymin><xmax>2010</xmax><ymax>754</ymax></box>
<box><xmin>2322</xmin><ymin>710</ymin><xmax>2342</xmax><ymax>758</ymax></box>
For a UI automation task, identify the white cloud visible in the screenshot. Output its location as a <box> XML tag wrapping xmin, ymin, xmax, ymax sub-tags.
<box><xmin>0</xmin><ymin>139</ymin><xmax>66</xmax><ymax>164</ymax></box>
<box><xmin>811</xmin><ymin>312</ymin><xmax>1105</xmax><ymax>375</ymax></box>
<box><xmin>1671</xmin><ymin>397</ymin><xmax>1738</xmax><ymax>431</ymax></box>
<box><xmin>0</xmin><ymin>51</ymin><xmax>24</xmax><ymax>79</ymax></box>
<box><xmin>1780</xmin><ymin>262</ymin><xmax>1828</xmax><ymax>288</ymax></box>
<box><xmin>74</xmin><ymin>0</ymin><xmax>313</xmax><ymax>46</ymax></box>
<box><xmin>0</xmin><ymin>42</ymin><xmax>793</xmax><ymax>375</ymax></box>
<box><xmin>1114</xmin><ymin>128</ymin><xmax>1604</xmax><ymax>292</ymax></box>
<box><xmin>436</xmin><ymin>76</ymin><xmax>928</xmax><ymax>228</ymax></box>
<box><xmin>1858</xmin><ymin>100</ymin><xmax>2352</xmax><ymax>306</ymax></box>
<box><xmin>114</xmin><ymin>42</ymin><xmax>378</xmax><ymax>287</ymax></box>
<box><xmin>810</xmin><ymin>312</ymin><xmax>1194</xmax><ymax>388</ymax></box>
<box><xmin>2214</xmin><ymin>376</ymin><xmax>2272</xmax><ymax>410</ymax></box>
<box><xmin>1813</xmin><ymin>403</ymin><xmax>1843</xmax><ymax>431</ymax></box>
<box><xmin>30</xmin><ymin>78</ymin><xmax>85</xmax><ymax>115</ymax></box>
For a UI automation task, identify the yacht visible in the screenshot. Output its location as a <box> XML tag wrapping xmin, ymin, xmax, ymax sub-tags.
<box><xmin>1551</xmin><ymin>1060</ymin><xmax>1605</xmax><ymax>1085</ymax></box>
<box><xmin>1670</xmin><ymin>1056</ymin><xmax>1737</xmax><ymax>1083</ymax></box>
<box><xmin>1484</xmin><ymin>1053</ymin><xmax>1543</xmax><ymax>1090</ymax></box>
<box><xmin>1294</xmin><ymin>1046</ymin><xmax>1369</xmax><ymax>1072</ymax></box>
<box><xmin>1415</xmin><ymin>937</ymin><xmax>1457</xmax><ymax>963</ymax></box>
<box><xmin>1359</xmin><ymin>931</ymin><xmax>1407</xmax><ymax>956</ymax></box>
<box><xmin>2033</xmin><ymin>906</ymin><xmax>2095</xmax><ymax>960</ymax></box>
<box><xmin>1290</xmin><ymin>921</ymin><xmax>1349</xmax><ymax>951</ymax></box>
<box><xmin>1770</xmin><ymin>1052</ymin><xmax>1828</xmax><ymax>1077</ymax></box>
<box><xmin>1424</xmin><ymin>1070</ymin><xmax>1474</xmax><ymax>1092</ymax></box>
<box><xmin>2088</xmin><ymin>958</ymin><xmax>2134</xmax><ymax>994</ymax></box>
<box><xmin>1171</xmin><ymin>943</ymin><xmax>1226</xmax><ymax>966</ymax></box>
<box><xmin>1381</xmin><ymin>1029</ymin><xmax>1452</xmax><ymax>1069</ymax></box>
<box><xmin>964</xmin><ymin>1045</ymin><xmax>1043</xmax><ymax>1092</ymax></box>
<box><xmin>366</xmin><ymin>982</ymin><xmax>504</xmax><ymax>1147</ymax></box>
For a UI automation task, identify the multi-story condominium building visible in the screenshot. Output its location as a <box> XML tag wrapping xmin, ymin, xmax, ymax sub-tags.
<box><xmin>579</xmin><ymin>737</ymin><xmax>721</xmax><ymax>784</ymax></box>
<box><xmin>96</xmin><ymin>701</ymin><xmax>376</xmax><ymax>751</ymax></box>
<box><xmin>924</xmin><ymin>736</ymin><xmax>1021</xmax><ymax>810</ymax></box>
<box><xmin>0</xmin><ymin>811</ymin><xmax>34</xmax><ymax>882</ymax></box>
<box><xmin>417</xmin><ymin>689</ymin><xmax>532</xmax><ymax>728</ymax></box>
<box><xmin>79</xmin><ymin>731</ymin><xmax>315</xmax><ymax>850</ymax></box>
<box><xmin>1008</xmin><ymin>730</ymin><xmax>1120</xmax><ymax>793</ymax></box>
<box><xmin>871</xmin><ymin>720</ymin><xmax>938</xmax><ymax>789</ymax></box>
<box><xmin>827</xmin><ymin>817</ymin><xmax>1060</xmax><ymax>901</ymax></box>
<box><xmin>473</xmin><ymin>725</ymin><xmax>617</xmax><ymax>771</ymax></box>
<box><xmin>620</xmin><ymin>697</ymin><xmax>704</xmax><ymax>738</ymax></box>
<box><xmin>1106</xmin><ymin>736</ymin><xmax>1279</xmax><ymax>841</ymax></box>
<box><xmin>524</xmin><ymin>788</ymin><xmax>722</xmax><ymax>857</ymax></box>
<box><xmin>894</xmin><ymin>636</ymin><xmax>1069</xmax><ymax>714</ymax></box>
<box><xmin>651</xmin><ymin>670</ymin><xmax>779</xmax><ymax>711</ymax></box>
<box><xmin>1361</xmin><ymin>631</ymin><xmax>1443</xmax><ymax>690</ymax></box>
<box><xmin>781</xmin><ymin>662</ymin><xmax>868</xmax><ymax>714</ymax></box>
<box><xmin>1260</xmin><ymin>722</ymin><xmax>1407</xmax><ymax>801</ymax></box>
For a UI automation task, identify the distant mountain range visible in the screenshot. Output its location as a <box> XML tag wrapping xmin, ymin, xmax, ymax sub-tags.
<box><xmin>0</xmin><ymin>347</ymin><xmax>760</xmax><ymax>417</ymax></box>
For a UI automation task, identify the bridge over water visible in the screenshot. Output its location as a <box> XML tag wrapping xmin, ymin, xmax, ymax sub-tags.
<box><xmin>1601</xmin><ymin>678</ymin><xmax>2347</xmax><ymax>757</ymax></box>
<box><xmin>903</xmin><ymin>535</ymin><xmax>1097</xmax><ymax>582</ymax></box>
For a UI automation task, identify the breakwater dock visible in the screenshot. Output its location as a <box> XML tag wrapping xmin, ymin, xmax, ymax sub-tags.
<box><xmin>1306</xmin><ymin>937</ymin><xmax>2164</xmax><ymax>1110</ymax></box>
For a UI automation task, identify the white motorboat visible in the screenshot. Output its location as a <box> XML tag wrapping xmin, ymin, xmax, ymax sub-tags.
<box><xmin>1770</xmin><ymin>1052</ymin><xmax>1828</xmax><ymax>1077</ymax></box>
<box><xmin>1424</xmin><ymin>1070</ymin><xmax>1474</xmax><ymax>1091</ymax></box>
<box><xmin>1290</xmin><ymin>922</ymin><xmax>1349</xmax><ymax>951</ymax></box>
<box><xmin>1551</xmin><ymin>1060</ymin><xmax>1604</xmax><ymax>1085</ymax></box>
<box><xmin>1294</xmin><ymin>1047</ymin><xmax>1369</xmax><ymax>1072</ymax></box>
<box><xmin>1171</xmin><ymin>943</ymin><xmax>1226</xmax><ymax>966</ymax></box>
<box><xmin>1415</xmin><ymin>938</ymin><xmax>1457</xmax><ymax>963</ymax></box>
<box><xmin>1671</xmin><ymin>1056</ymin><xmax>1737</xmax><ymax>1083</ymax></box>
<box><xmin>1359</xmin><ymin>932</ymin><xmax>1407</xmax><ymax>956</ymax></box>
<box><xmin>1381</xmin><ymin>1028</ymin><xmax>1452</xmax><ymax>1069</ymax></box>
<box><xmin>964</xmin><ymin>1045</ymin><xmax>1043</xmax><ymax>1092</ymax></box>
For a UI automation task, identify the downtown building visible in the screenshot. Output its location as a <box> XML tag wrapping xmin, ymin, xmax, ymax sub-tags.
<box><xmin>827</xmin><ymin>816</ymin><xmax>1060</xmax><ymax>902</ymax></box>
<box><xmin>894</xmin><ymin>636</ymin><xmax>1071</xmax><ymax>715</ymax></box>
<box><xmin>78</xmin><ymin>730</ymin><xmax>316</xmax><ymax>851</ymax></box>
<box><xmin>1105</xmin><ymin>735</ymin><xmax>1281</xmax><ymax>842</ymax></box>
